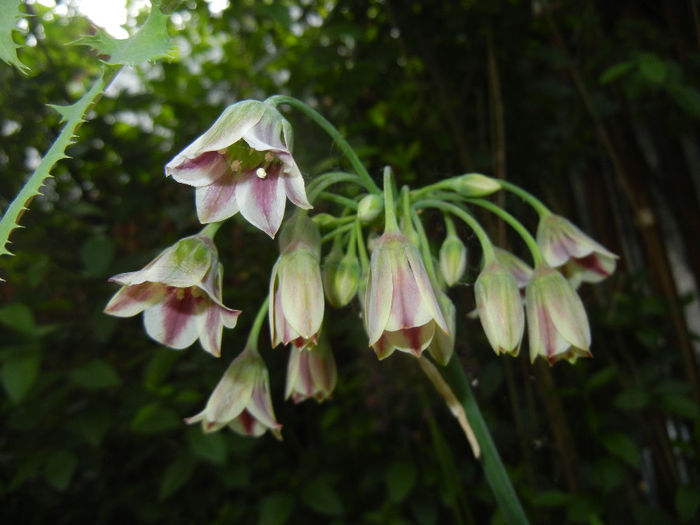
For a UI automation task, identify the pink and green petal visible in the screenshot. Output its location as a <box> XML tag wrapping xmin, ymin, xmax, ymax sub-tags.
<box><xmin>104</xmin><ymin>282</ymin><xmax>166</xmax><ymax>317</ymax></box>
<box><xmin>384</xmin><ymin>254</ymin><xmax>432</xmax><ymax>332</ymax></box>
<box><xmin>143</xmin><ymin>289</ymin><xmax>202</xmax><ymax>349</ymax></box>
<box><xmin>366</xmin><ymin>250</ymin><xmax>394</xmax><ymax>345</ymax></box>
<box><xmin>235</xmin><ymin>169</ymin><xmax>287</xmax><ymax>238</ymax></box>
<box><xmin>406</xmin><ymin>247</ymin><xmax>449</xmax><ymax>334</ymax></box>
<box><xmin>195</xmin><ymin>175</ymin><xmax>240</xmax><ymax>224</ymax></box>
<box><xmin>168</xmin><ymin>151</ymin><xmax>230</xmax><ymax>187</ymax></box>
<box><xmin>384</xmin><ymin>323</ymin><xmax>436</xmax><ymax>357</ymax></box>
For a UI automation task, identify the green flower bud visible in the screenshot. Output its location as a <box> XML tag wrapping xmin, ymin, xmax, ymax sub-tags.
<box><xmin>439</xmin><ymin>233</ymin><xmax>467</xmax><ymax>287</ymax></box>
<box><xmin>452</xmin><ymin>174</ymin><xmax>501</xmax><ymax>197</ymax></box>
<box><xmin>357</xmin><ymin>194</ymin><xmax>384</xmax><ymax>223</ymax></box>
<box><xmin>323</xmin><ymin>248</ymin><xmax>361</xmax><ymax>308</ymax></box>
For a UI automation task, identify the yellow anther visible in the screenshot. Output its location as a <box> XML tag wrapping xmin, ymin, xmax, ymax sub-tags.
<box><xmin>191</xmin><ymin>287</ymin><xmax>201</xmax><ymax>298</ymax></box>
<box><xmin>176</xmin><ymin>288</ymin><xmax>186</xmax><ymax>300</ymax></box>
<box><xmin>230</xmin><ymin>159</ymin><xmax>242</xmax><ymax>172</ymax></box>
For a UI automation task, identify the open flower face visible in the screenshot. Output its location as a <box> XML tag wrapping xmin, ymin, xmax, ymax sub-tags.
<box><xmin>525</xmin><ymin>266</ymin><xmax>592</xmax><ymax>365</ymax></box>
<box><xmin>365</xmin><ymin>232</ymin><xmax>449</xmax><ymax>360</ymax></box>
<box><xmin>104</xmin><ymin>235</ymin><xmax>240</xmax><ymax>357</ymax></box>
<box><xmin>269</xmin><ymin>216</ymin><xmax>324</xmax><ymax>350</ymax></box>
<box><xmin>285</xmin><ymin>340</ymin><xmax>337</xmax><ymax>404</ymax></box>
<box><xmin>185</xmin><ymin>346</ymin><xmax>282</xmax><ymax>439</ymax></box>
<box><xmin>165</xmin><ymin>100</ymin><xmax>312</xmax><ymax>238</ymax></box>
<box><xmin>537</xmin><ymin>214</ymin><xmax>617</xmax><ymax>285</ymax></box>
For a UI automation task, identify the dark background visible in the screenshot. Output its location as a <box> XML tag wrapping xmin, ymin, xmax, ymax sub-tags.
<box><xmin>1</xmin><ymin>0</ymin><xmax>699</xmax><ymax>523</ymax></box>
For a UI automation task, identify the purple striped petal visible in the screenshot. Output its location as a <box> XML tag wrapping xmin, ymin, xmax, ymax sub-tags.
<box><xmin>143</xmin><ymin>288</ymin><xmax>201</xmax><ymax>349</ymax></box>
<box><xmin>383</xmin><ymin>323</ymin><xmax>436</xmax><ymax>357</ymax></box>
<box><xmin>104</xmin><ymin>282</ymin><xmax>166</xmax><ymax>317</ymax></box>
<box><xmin>195</xmin><ymin>175</ymin><xmax>240</xmax><ymax>224</ymax></box>
<box><xmin>167</xmin><ymin>151</ymin><xmax>230</xmax><ymax>187</ymax></box>
<box><xmin>235</xmin><ymin>169</ymin><xmax>286</xmax><ymax>238</ymax></box>
<box><xmin>385</xmin><ymin>253</ymin><xmax>431</xmax><ymax>331</ymax></box>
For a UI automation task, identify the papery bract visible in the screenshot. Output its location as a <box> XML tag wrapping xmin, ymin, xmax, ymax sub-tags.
<box><xmin>285</xmin><ymin>339</ymin><xmax>337</xmax><ymax>403</ymax></box>
<box><xmin>525</xmin><ymin>265</ymin><xmax>592</xmax><ymax>365</ymax></box>
<box><xmin>165</xmin><ymin>100</ymin><xmax>311</xmax><ymax>238</ymax></box>
<box><xmin>365</xmin><ymin>232</ymin><xmax>449</xmax><ymax>360</ymax></box>
<box><xmin>104</xmin><ymin>235</ymin><xmax>240</xmax><ymax>357</ymax></box>
<box><xmin>185</xmin><ymin>345</ymin><xmax>282</xmax><ymax>439</ymax></box>
<box><xmin>536</xmin><ymin>214</ymin><xmax>617</xmax><ymax>285</ymax></box>
<box><xmin>475</xmin><ymin>260</ymin><xmax>524</xmax><ymax>356</ymax></box>
<box><xmin>269</xmin><ymin>216</ymin><xmax>324</xmax><ymax>349</ymax></box>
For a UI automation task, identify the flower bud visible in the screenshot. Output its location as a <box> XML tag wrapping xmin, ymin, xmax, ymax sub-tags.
<box><xmin>357</xmin><ymin>194</ymin><xmax>384</xmax><ymax>223</ymax></box>
<box><xmin>439</xmin><ymin>233</ymin><xmax>467</xmax><ymax>287</ymax></box>
<box><xmin>323</xmin><ymin>248</ymin><xmax>361</xmax><ymax>308</ymax></box>
<box><xmin>452</xmin><ymin>174</ymin><xmax>501</xmax><ymax>197</ymax></box>
<box><xmin>474</xmin><ymin>261</ymin><xmax>524</xmax><ymax>356</ymax></box>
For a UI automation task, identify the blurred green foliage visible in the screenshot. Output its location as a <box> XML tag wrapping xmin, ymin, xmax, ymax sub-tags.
<box><xmin>1</xmin><ymin>0</ymin><xmax>699</xmax><ymax>524</ymax></box>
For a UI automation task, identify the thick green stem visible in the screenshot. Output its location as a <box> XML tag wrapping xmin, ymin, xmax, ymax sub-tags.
<box><xmin>200</xmin><ymin>222</ymin><xmax>223</xmax><ymax>240</ymax></box>
<box><xmin>499</xmin><ymin>180</ymin><xmax>551</xmax><ymax>218</ymax></box>
<box><xmin>467</xmin><ymin>198</ymin><xmax>544</xmax><ymax>266</ymax></box>
<box><xmin>382</xmin><ymin>167</ymin><xmax>400</xmax><ymax>233</ymax></box>
<box><xmin>265</xmin><ymin>95</ymin><xmax>381</xmax><ymax>195</ymax></box>
<box><xmin>410</xmin><ymin>211</ymin><xmax>440</xmax><ymax>285</ymax></box>
<box><xmin>414</xmin><ymin>199</ymin><xmax>496</xmax><ymax>263</ymax></box>
<box><xmin>443</xmin><ymin>356</ymin><xmax>530</xmax><ymax>525</ymax></box>
<box><xmin>355</xmin><ymin>219</ymin><xmax>369</xmax><ymax>272</ymax></box>
<box><xmin>322</xmin><ymin>222</ymin><xmax>355</xmax><ymax>244</ymax></box>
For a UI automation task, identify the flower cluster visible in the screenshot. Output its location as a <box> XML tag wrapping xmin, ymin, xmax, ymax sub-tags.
<box><xmin>105</xmin><ymin>99</ymin><xmax>617</xmax><ymax>438</ymax></box>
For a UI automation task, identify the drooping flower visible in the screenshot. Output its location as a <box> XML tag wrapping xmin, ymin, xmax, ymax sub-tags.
<box><xmin>165</xmin><ymin>100</ymin><xmax>312</xmax><ymax>238</ymax></box>
<box><xmin>285</xmin><ymin>339</ymin><xmax>337</xmax><ymax>403</ymax></box>
<box><xmin>474</xmin><ymin>260</ymin><xmax>524</xmax><ymax>356</ymax></box>
<box><xmin>536</xmin><ymin>214</ymin><xmax>617</xmax><ymax>285</ymax></box>
<box><xmin>525</xmin><ymin>265</ymin><xmax>592</xmax><ymax>365</ymax></box>
<box><xmin>365</xmin><ymin>232</ymin><xmax>449</xmax><ymax>360</ymax></box>
<box><xmin>104</xmin><ymin>235</ymin><xmax>240</xmax><ymax>357</ymax></box>
<box><xmin>185</xmin><ymin>346</ymin><xmax>282</xmax><ymax>439</ymax></box>
<box><xmin>269</xmin><ymin>215</ymin><xmax>324</xmax><ymax>349</ymax></box>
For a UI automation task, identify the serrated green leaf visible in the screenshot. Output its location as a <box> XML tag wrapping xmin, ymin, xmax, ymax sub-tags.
<box><xmin>600</xmin><ymin>432</ymin><xmax>640</xmax><ymax>469</ymax></box>
<box><xmin>2</xmin><ymin>349</ymin><xmax>41</xmax><ymax>402</ymax></box>
<box><xmin>385</xmin><ymin>460</ymin><xmax>417</xmax><ymax>503</ymax></box>
<box><xmin>300</xmin><ymin>478</ymin><xmax>344</xmax><ymax>516</ymax></box>
<box><xmin>69</xmin><ymin>359</ymin><xmax>121</xmax><ymax>389</ymax></box>
<box><xmin>258</xmin><ymin>492</ymin><xmax>294</xmax><ymax>525</ymax></box>
<box><xmin>44</xmin><ymin>450</ymin><xmax>77</xmax><ymax>492</ymax></box>
<box><xmin>0</xmin><ymin>0</ymin><xmax>28</xmax><ymax>72</ymax></box>
<box><xmin>159</xmin><ymin>454</ymin><xmax>196</xmax><ymax>500</ymax></box>
<box><xmin>77</xmin><ymin>7</ymin><xmax>173</xmax><ymax>66</ymax></box>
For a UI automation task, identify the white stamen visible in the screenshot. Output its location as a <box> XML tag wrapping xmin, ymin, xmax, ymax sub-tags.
<box><xmin>256</xmin><ymin>167</ymin><xmax>267</xmax><ymax>179</ymax></box>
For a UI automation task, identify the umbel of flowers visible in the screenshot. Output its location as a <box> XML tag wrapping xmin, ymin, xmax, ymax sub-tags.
<box><xmin>105</xmin><ymin>98</ymin><xmax>618</xmax><ymax>441</ymax></box>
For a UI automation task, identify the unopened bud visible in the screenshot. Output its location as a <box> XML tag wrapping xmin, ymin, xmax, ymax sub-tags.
<box><xmin>439</xmin><ymin>234</ymin><xmax>467</xmax><ymax>287</ymax></box>
<box><xmin>452</xmin><ymin>174</ymin><xmax>501</xmax><ymax>197</ymax></box>
<box><xmin>323</xmin><ymin>250</ymin><xmax>361</xmax><ymax>308</ymax></box>
<box><xmin>357</xmin><ymin>194</ymin><xmax>384</xmax><ymax>223</ymax></box>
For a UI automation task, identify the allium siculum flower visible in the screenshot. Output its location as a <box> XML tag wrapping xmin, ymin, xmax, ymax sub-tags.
<box><xmin>285</xmin><ymin>339</ymin><xmax>337</xmax><ymax>403</ymax></box>
<box><xmin>185</xmin><ymin>346</ymin><xmax>282</xmax><ymax>439</ymax></box>
<box><xmin>269</xmin><ymin>216</ymin><xmax>324</xmax><ymax>349</ymax></box>
<box><xmin>536</xmin><ymin>214</ymin><xmax>617</xmax><ymax>286</ymax></box>
<box><xmin>427</xmin><ymin>290</ymin><xmax>456</xmax><ymax>366</ymax></box>
<box><xmin>365</xmin><ymin>232</ymin><xmax>450</xmax><ymax>360</ymax></box>
<box><xmin>494</xmin><ymin>247</ymin><xmax>533</xmax><ymax>291</ymax></box>
<box><xmin>104</xmin><ymin>235</ymin><xmax>240</xmax><ymax>357</ymax></box>
<box><xmin>165</xmin><ymin>100</ymin><xmax>312</xmax><ymax>238</ymax></box>
<box><xmin>474</xmin><ymin>259</ymin><xmax>525</xmax><ymax>356</ymax></box>
<box><xmin>525</xmin><ymin>265</ymin><xmax>592</xmax><ymax>365</ymax></box>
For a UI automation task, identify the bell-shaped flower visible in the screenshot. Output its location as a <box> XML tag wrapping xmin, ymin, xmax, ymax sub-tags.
<box><xmin>185</xmin><ymin>345</ymin><xmax>282</xmax><ymax>439</ymax></box>
<box><xmin>269</xmin><ymin>216</ymin><xmax>324</xmax><ymax>349</ymax></box>
<box><xmin>104</xmin><ymin>235</ymin><xmax>240</xmax><ymax>357</ymax></box>
<box><xmin>365</xmin><ymin>232</ymin><xmax>449</xmax><ymax>360</ymax></box>
<box><xmin>439</xmin><ymin>232</ymin><xmax>467</xmax><ymax>287</ymax></box>
<box><xmin>165</xmin><ymin>100</ymin><xmax>312</xmax><ymax>238</ymax></box>
<box><xmin>427</xmin><ymin>291</ymin><xmax>456</xmax><ymax>366</ymax></box>
<box><xmin>536</xmin><ymin>214</ymin><xmax>617</xmax><ymax>285</ymax></box>
<box><xmin>474</xmin><ymin>260</ymin><xmax>524</xmax><ymax>356</ymax></box>
<box><xmin>525</xmin><ymin>265</ymin><xmax>592</xmax><ymax>365</ymax></box>
<box><xmin>285</xmin><ymin>338</ymin><xmax>337</xmax><ymax>403</ymax></box>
